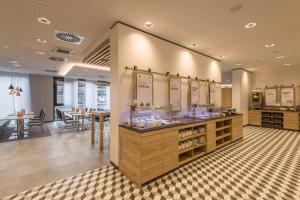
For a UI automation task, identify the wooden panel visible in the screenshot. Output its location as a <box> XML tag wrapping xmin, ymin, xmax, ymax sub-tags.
<box><xmin>161</xmin><ymin>131</ymin><xmax>179</xmax><ymax>173</ymax></box>
<box><xmin>232</xmin><ymin>116</ymin><xmax>243</xmax><ymax>141</ymax></box>
<box><xmin>119</xmin><ymin>128</ymin><xmax>142</xmax><ymax>186</ymax></box>
<box><xmin>206</xmin><ymin>122</ymin><xmax>216</xmax><ymax>153</ymax></box>
<box><xmin>284</xmin><ymin>112</ymin><xmax>299</xmax><ymax>130</ymax></box>
<box><xmin>248</xmin><ymin>110</ymin><xmax>261</xmax><ymax>126</ymax></box>
<box><xmin>221</xmin><ymin>88</ymin><xmax>232</xmax><ymax>108</ymax></box>
<box><xmin>141</xmin><ymin>133</ymin><xmax>163</xmax><ymax>183</ymax></box>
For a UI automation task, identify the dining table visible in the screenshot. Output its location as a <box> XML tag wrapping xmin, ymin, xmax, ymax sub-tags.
<box><xmin>90</xmin><ymin>111</ymin><xmax>110</xmax><ymax>151</ymax></box>
<box><xmin>0</xmin><ymin>112</ymin><xmax>35</xmax><ymax>139</ymax></box>
<box><xmin>66</xmin><ymin>111</ymin><xmax>91</xmax><ymax>131</ymax></box>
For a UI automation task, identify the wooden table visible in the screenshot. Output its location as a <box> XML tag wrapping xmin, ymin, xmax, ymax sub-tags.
<box><xmin>90</xmin><ymin>111</ymin><xmax>110</xmax><ymax>150</ymax></box>
<box><xmin>0</xmin><ymin>113</ymin><xmax>34</xmax><ymax>138</ymax></box>
<box><xmin>66</xmin><ymin>111</ymin><xmax>91</xmax><ymax>131</ymax></box>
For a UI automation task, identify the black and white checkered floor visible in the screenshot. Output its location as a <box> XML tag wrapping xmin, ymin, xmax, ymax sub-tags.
<box><xmin>4</xmin><ymin>126</ymin><xmax>300</xmax><ymax>200</ymax></box>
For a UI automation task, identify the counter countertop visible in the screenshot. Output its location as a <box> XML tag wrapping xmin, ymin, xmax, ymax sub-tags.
<box><xmin>119</xmin><ymin>114</ymin><xmax>242</xmax><ymax>133</ymax></box>
<box><xmin>249</xmin><ymin>108</ymin><xmax>299</xmax><ymax>112</ymax></box>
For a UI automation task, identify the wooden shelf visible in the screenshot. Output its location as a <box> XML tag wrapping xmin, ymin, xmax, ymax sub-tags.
<box><xmin>216</xmin><ymin>125</ymin><xmax>231</xmax><ymax>131</ymax></box>
<box><xmin>179</xmin><ymin>146</ymin><xmax>193</xmax><ymax>154</ymax></box>
<box><xmin>179</xmin><ymin>135</ymin><xmax>193</xmax><ymax>142</ymax></box>
<box><xmin>216</xmin><ymin>140</ymin><xmax>231</xmax><ymax>148</ymax></box>
<box><xmin>193</xmin><ymin>132</ymin><xmax>206</xmax><ymax>137</ymax></box>
<box><xmin>193</xmin><ymin>151</ymin><xmax>206</xmax><ymax>158</ymax></box>
<box><xmin>193</xmin><ymin>143</ymin><xmax>206</xmax><ymax>148</ymax></box>
<box><xmin>216</xmin><ymin>133</ymin><xmax>231</xmax><ymax>140</ymax></box>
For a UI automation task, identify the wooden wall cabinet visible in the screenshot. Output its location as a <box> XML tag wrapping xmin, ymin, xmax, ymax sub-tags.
<box><xmin>248</xmin><ymin>110</ymin><xmax>262</xmax><ymax>126</ymax></box>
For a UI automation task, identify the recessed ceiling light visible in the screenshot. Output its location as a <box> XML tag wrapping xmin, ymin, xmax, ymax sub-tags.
<box><xmin>235</xmin><ymin>63</ymin><xmax>242</xmax><ymax>66</ymax></box>
<box><xmin>244</xmin><ymin>22</ymin><xmax>256</xmax><ymax>29</ymax></box>
<box><xmin>144</xmin><ymin>21</ymin><xmax>153</xmax><ymax>28</ymax></box>
<box><xmin>36</xmin><ymin>51</ymin><xmax>45</xmax><ymax>55</ymax></box>
<box><xmin>37</xmin><ymin>17</ymin><xmax>51</xmax><ymax>25</ymax></box>
<box><xmin>192</xmin><ymin>43</ymin><xmax>198</xmax><ymax>47</ymax></box>
<box><xmin>265</xmin><ymin>43</ymin><xmax>275</xmax><ymax>48</ymax></box>
<box><xmin>9</xmin><ymin>60</ymin><xmax>18</xmax><ymax>64</ymax></box>
<box><xmin>276</xmin><ymin>55</ymin><xmax>285</xmax><ymax>59</ymax></box>
<box><xmin>283</xmin><ymin>63</ymin><xmax>291</xmax><ymax>66</ymax></box>
<box><xmin>36</xmin><ymin>38</ymin><xmax>47</xmax><ymax>44</ymax></box>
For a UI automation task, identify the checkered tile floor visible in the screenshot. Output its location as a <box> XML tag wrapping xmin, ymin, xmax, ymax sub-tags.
<box><xmin>4</xmin><ymin>126</ymin><xmax>300</xmax><ymax>200</ymax></box>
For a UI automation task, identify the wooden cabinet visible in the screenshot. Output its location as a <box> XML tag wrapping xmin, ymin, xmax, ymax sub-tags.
<box><xmin>284</xmin><ymin>112</ymin><xmax>299</xmax><ymax>130</ymax></box>
<box><xmin>248</xmin><ymin>110</ymin><xmax>261</xmax><ymax>126</ymax></box>
<box><xmin>232</xmin><ymin>115</ymin><xmax>243</xmax><ymax>141</ymax></box>
<box><xmin>119</xmin><ymin>128</ymin><xmax>178</xmax><ymax>187</ymax></box>
<box><xmin>119</xmin><ymin>115</ymin><xmax>243</xmax><ymax>187</ymax></box>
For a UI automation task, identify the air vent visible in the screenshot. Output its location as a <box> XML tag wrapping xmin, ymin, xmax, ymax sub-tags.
<box><xmin>54</xmin><ymin>30</ymin><xmax>85</xmax><ymax>45</ymax></box>
<box><xmin>52</xmin><ymin>46</ymin><xmax>75</xmax><ymax>56</ymax></box>
<box><xmin>84</xmin><ymin>38</ymin><xmax>110</xmax><ymax>67</ymax></box>
<box><xmin>49</xmin><ymin>56</ymin><xmax>67</xmax><ymax>62</ymax></box>
<box><xmin>45</xmin><ymin>69</ymin><xmax>58</xmax><ymax>73</ymax></box>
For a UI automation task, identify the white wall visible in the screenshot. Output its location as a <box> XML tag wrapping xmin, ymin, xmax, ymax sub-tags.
<box><xmin>253</xmin><ymin>67</ymin><xmax>300</xmax><ymax>88</ymax></box>
<box><xmin>232</xmin><ymin>69</ymin><xmax>251</xmax><ymax>125</ymax></box>
<box><xmin>110</xmin><ymin>23</ymin><xmax>222</xmax><ymax>165</ymax></box>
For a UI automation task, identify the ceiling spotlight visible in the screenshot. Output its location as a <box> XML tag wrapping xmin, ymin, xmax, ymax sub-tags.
<box><xmin>37</xmin><ymin>17</ymin><xmax>51</xmax><ymax>25</ymax></box>
<box><xmin>276</xmin><ymin>55</ymin><xmax>285</xmax><ymax>59</ymax></box>
<box><xmin>192</xmin><ymin>43</ymin><xmax>198</xmax><ymax>47</ymax></box>
<box><xmin>9</xmin><ymin>60</ymin><xmax>18</xmax><ymax>64</ymax></box>
<box><xmin>283</xmin><ymin>63</ymin><xmax>291</xmax><ymax>66</ymax></box>
<box><xmin>36</xmin><ymin>51</ymin><xmax>45</xmax><ymax>55</ymax></box>
<box><xmin>235</xmin><ymin>63</ymin><xmax>242</xmax><ymax>66</ymax></box>
<box><xmin>144</xmin><ymin>21</ymin><xmax>154</xmax><ymax>28</ymax></box>
<box><xmin>265</xmin><ymin>43</ymin><xmax>275</xmax><ymax>48</ymax></box>
<box><xmin>36</xmin><ymin>38</ymin><xmax>47</xmax><ymax>43</ymax></box>
<box><xmin>244</xmin><ymin>22</ymin><xmax>256</xmax><ymax>29</ymax></box>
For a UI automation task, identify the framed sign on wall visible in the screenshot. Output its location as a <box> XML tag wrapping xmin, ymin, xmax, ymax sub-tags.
<box><xmin>169</xmin><ymin>77</ymin><xmax>181</xmax><ymax>111</ymax></box>
<box><xmin>134</xmin><ymin>72</ymin><xmax>153</xmax><ymax>106</ymax></box>
<box><xmin>280</xmin><ymin>87</ymin><xmax>295</xmax><ymax>106</ymax></box>
<box><xmin>190</xmin><ymin>80</ymin><xmax>200</xmax><ymax>105</ymax></box>
<box><xmin>264</xmin><ymin>88</ymin><xmax>277</xmax><ymax>106</ymax></box>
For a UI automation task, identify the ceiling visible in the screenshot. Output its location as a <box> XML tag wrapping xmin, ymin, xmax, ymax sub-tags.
<box><xmin>0</xmin><ymin>0</ymin><xmax>300</xmax><ymax>81</ymax></box>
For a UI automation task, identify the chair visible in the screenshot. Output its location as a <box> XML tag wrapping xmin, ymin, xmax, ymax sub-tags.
<box><xmin>28</xmin><ymin>110</ymin><xmax>46</xmax><ymax>131</ymax></box>
<box><xmin>61</xmin><ymin>112</ymin><xmax>78</xmax><ymax>129</ymax></box>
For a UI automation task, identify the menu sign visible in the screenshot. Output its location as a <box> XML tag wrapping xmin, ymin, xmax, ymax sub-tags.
<box><xmin>136</xmin><ymin>73</ymin><xmax>153</xmax><ymax>106</ymax></box>
<box><xmin>169</xmin><ymin>77</ymin><xmax>181</xmax><ymax>111</ymax></box>
<box><xmin>190</xmin><ymin>81</ymin><xmax>200</xmax><ymax>105</ymax></box>
<box><xmin>281</xmin><ymin>87</ymin><xmax>294</xmax><ymax>106</ymax></box>
<box><xmin>265</xmin><ymin>88</ymin><xmax>277</xmax><ymax>106</ymax></box>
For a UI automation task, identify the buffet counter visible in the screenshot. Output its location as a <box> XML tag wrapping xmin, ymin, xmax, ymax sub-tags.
<box><xmin>249</xmin><ymin>109</ymin><xmax>300</xmax><ymax>130</ymax></box>
<box><xmin>119</xmin><ymin>114</ymin><xmax>243</xmax><ymax>187</ymax></box>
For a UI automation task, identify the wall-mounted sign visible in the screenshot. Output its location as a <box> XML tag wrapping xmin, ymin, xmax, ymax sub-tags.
<box><xmin>135</xmin><ymin>72</ymin><xmax>153</xmax><ymax>106</ymax></box>
<box><xmin>190</xmin><ymin>80</ymin><xmax>200</xmax><ymax>105</ymax></box>
<box><xmin>199</xmin><ymin>82</ymin><xmax>209</xmax><ymax>105</ymax></box>
<box><xmin>281</xmin><ymin>87</ymin><xmax>294</xmax><ymax>106</ymax></box>
<box><xmin>169</xmin><ymin>77</ymin><xmax>181</xmax><ymax>111</ymax></box>
<box><xmin>265</xmin><ymin>88</ymin><xmax>277</xmax><ymax>106</ymax></box>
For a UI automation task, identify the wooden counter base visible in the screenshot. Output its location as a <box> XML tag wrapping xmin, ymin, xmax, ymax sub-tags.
<box><xmin>119</xmin><ymin>115</ymin><xmax>243</xmax><ymax>187</ymax></box>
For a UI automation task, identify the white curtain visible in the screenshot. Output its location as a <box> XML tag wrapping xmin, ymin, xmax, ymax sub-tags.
<box><xmin>86</xmin><ymin>81</ymin><xmax>97</xmax><ymax>109</ymax></box>
<box><xmin>0</xmin><ymin>72</ymin><xmax>31</xmax><ymax>117</ymax></box>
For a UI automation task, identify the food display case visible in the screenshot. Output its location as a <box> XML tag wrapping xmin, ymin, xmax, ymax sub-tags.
<box><xmin>185</xmin><ymin>104</ymin><xmax>222</xmax><ymax>119</ymax></box>
<box><xmin>123</xmin><ymin>105</ymin><xmax>181</xmax><ymax>129</ymax></box>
